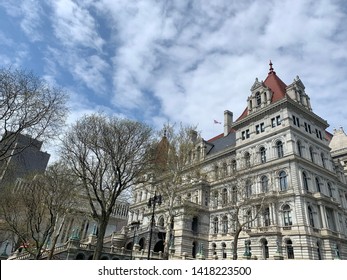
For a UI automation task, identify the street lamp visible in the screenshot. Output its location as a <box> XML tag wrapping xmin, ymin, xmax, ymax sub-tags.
<box><xmin>130</xmin><ymin>221</ymin><xmax>140</xmax><ymax>260</ymax></box>
<box><xmin>147</xmin><ymin>192</ymin><xmax>162</xmax><ymax>260</ymax></box>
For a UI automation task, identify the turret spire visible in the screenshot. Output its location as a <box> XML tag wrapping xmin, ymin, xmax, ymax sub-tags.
<box><xmin>269</xmin><ymin>60</ymin><xmax>276</xmax><ymax>74</ymax></box>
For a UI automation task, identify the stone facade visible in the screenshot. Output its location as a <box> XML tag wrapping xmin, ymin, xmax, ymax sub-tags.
<box><xmin>126</xmin><ymin>63</ymin><xmax>347</xmax><ymax>260</ymax></box>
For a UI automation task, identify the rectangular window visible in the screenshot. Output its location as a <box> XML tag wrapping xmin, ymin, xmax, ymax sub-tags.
<box><xmin>326</xmin><ymin>207</ymin><xmax>337</xmax><ymax>231</ymax></box>
<box><xmin>241</xmin><ymin>130</ymin><xmax>250</xmax><ymax>140</ymax></box>
<box><xmin>256</xmin><ymin>125</ymin><xmax>260</xmax><ymax>134</ymax></box>
<box><xmin>271</xmin><ymin>118</ymin><xmax>276</xmax><ymax>128</ymax></box>
<box><xmin>293</xmin><ymin>115</ymin><xmax>300</xmax><ymax>127</ymax></box>
<box><xmin>272</xmin><ymin>115</ymin><xmax>281</xmax><ymax>127</ymax></box>
<box><xmin>256</xmin><ymin>123</ymin><xmax>265</xmax><ymax>134</ymax></box>
<box><xmin>260</xmin><ymin>122</ymin><xmax>265</xmax><ymax>132</ymax></box>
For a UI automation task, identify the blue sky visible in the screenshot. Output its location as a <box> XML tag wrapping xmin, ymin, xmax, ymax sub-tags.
<box><xmin>1</xmin><ymin>0</ymin><xmax>347</xmax><ymax>159</ymax></box>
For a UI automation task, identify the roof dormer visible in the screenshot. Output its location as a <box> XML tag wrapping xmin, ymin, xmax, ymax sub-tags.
<box><xmin>247</xmin><ymin>77</ymin><xmax>273</xmax><ymax>113</ymax></box>
<box><xmin>286</xmin><ymin>76</ymin><xmax>312</xmax><ymax>111</ymax></box>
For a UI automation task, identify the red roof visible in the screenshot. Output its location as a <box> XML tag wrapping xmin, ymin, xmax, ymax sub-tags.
<box><xmin>236</xmin><ymin>61</ymin><xmax>287</xmax><ymax>121</ymax></box>
<box><xmin>263</xmin><ymin>63</ymin><xmax>287</xmax><ymax>102</ymax></box>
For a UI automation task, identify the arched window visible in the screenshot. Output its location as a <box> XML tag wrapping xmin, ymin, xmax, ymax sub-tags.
<box><xmin>276</xmin><ymin>140</ymin><xmax>284</xmax><ymax>158</ymax></box>
<box><xmin>260</xmin><ymin>147</ymin><xmax>266</xmax><ymax>163</ymax></box>
<box><xmin>222</xmin><ymin>242</ymin><xmax>227</xmax><ymax>259</ymax></box>
<box><xmin>321</xmin><ymin>152</ymin><xmax>325</xmax><ymax>168</ymax></box>
<box><xmin>222</xmin><ymin>216</ymin><xmax>228</xmax><ymax>234</ymax></box>
<box><xmin>261</xmin><ymin>239</ymin><xmax>269</xmax><ymax>260</ymax></box>
<box><xmin>308</xmin><ymin>206</ymin><xmax>315</xmax><ymax>227</ymax></box>
<box><xmin>309</xmin><ymin>147</ymin><xmax>315</xmax><ymax>162</ymax></box>
<box><xmin>222</xmin><ymin>162</ymin><xmax>228</xmax><ymax>177</ymax></box>
<box><xmin>302</xmin><ymin>172</ymin><xmax>309</xmax><ymax>192</ymax></box>
<box><xmin>245</xmin><ymin>179</ymin><xmax>252</xmax><ymax>198</ymax></box>
<box><xmin>297</xmin><ymin>141</ymin><xmax>302</xmax><ymax>157</ymax></box>
<box><xmin>328</xmin><ymin>183</ymin><xmax>333</xmax><ymax>197</ymax></box>
<box><xmin>222</xmin><ymin>188</ymin><xmax>228</xmax><ymax>205</ymax></box>
<box><xmin>213</xmin><ymin>191</ymin><xmax>219</xmax><ymax>207</ymax></box>
<box><xmin>263</xmin><ymin>207</ymin><xmax>270</xmax><ymax>226</ymax></box>
<box><xmin>192</xmin><ymin>216</ymin><xmax>198</xmax><ymax>233</ymax></box>
<box><xmin>315</xmin><ymin>177</ymin><xmax>321</xmax><ymax>192</ymax></box>
<box><xmin>279</xmin><ymin>171</ymin><xmax>288</xmax><ymax>191</ymax></box>
<box><xmin>213</xmin><ymin>217</ymin><xmax>219</xmax><ymax>234</ymax></box>
<box><xmin>256</xmin><ymin>92</ymin><xmax>261</xmax><ymax>106</ymax></box>
<box><xmin>232</xmin><ymin>186</ymin><xmax>237</xmax><ymax>204</ymax></box>
<box><xmin>261</xmin><ymin>175</ymin><xmax>269</xmax><ymax>193</ymax></box>
<box><xmin>231</xmin><ymin>159</ymin><xmax>237</xmax><ymax>172</ymax></box>
<box><xmin>286</xmin><ymin>240</ymin><xmax>294</xmax><ymax>259</ymax></box>
<box><xmin>158</xmin><ymin>216</ymin><xmax>165</xmax><ymax>227</ymax></box>
<box><xmin>196</xmin><ymin>146</ymin><xmax>201</xmax><ymax>161</ymax></box>
<box><xmin>244</xmin><ymin>152</ymin><xmax>251</xmax><ymax>167</ymax></box>
<box><xmin>283</xmin><ymin>204</ymin><xmax>292</xmax><ymax>226</ymax></box>
<box><xmin>214</xmin><ymin>166</ymin><xmax>219</xmax><ymax>179</ymax></box>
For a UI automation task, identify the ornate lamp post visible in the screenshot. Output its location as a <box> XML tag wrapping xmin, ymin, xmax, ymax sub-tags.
<box><xmin>147</xmin><ymin>192</ymin><xmax>162</xmax><ymax>260</ymax></box>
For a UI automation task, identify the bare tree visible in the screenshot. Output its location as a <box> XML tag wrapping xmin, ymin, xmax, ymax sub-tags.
<box><xmin>0</xmin><ymin>162</ymin><xmax>78</xmax><ymax>259</ymax></box>
<box><xmin>217</xmin><ymin>156</ymin><xmax>275</xmax><ymax>260</ymax></box>
<box><xmin>0</xmin><ymin>67</ymin><xmax>67</xmax><ymax>162</ymax></box>
<box><xmin>60</xmin><ymin>113</ymin><xmax>153</xmax><ymax>259</ymax></box>
<box><xmin>147</xmin><ymin>123</ymin><xmax>202</xmax><ymax>259</ymax></box>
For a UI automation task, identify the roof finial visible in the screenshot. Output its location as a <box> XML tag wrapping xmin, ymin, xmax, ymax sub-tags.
<box><xmin>269</xmin><ymin>60</ymin><xmax>275</xmax><ymax>74</ymax></box>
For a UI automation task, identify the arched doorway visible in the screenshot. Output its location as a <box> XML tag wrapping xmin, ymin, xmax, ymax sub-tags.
<box><xmin>126</xmin><ymin>242</ymin><xmax>133</xmax><ymax>250</ymax></box>
<box><xmin>138</xmin><ymin>238</ymin><xmax>145</xmax><ymax>250</ymax></box>
<box><xmin>153</xmin><ymin>240</ymin><xmax>164</xmax><ymax>253</ymax></box>
<box><xmin>75</xmin><ymin>253</ymin><xmax>85</xmax><ymax>260</ymax></box>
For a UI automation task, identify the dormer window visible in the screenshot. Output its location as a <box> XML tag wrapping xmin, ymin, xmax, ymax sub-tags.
<box><xmin>256</xmin><ymin>92</ymin><xmax>261</xmax><ymax>106</ymax></box>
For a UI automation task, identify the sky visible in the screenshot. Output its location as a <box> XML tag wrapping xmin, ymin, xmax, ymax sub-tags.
<box><xmin>1</xmin><ymin>0</ymin><xmax>347</xmax><ymax>160</ymax></box>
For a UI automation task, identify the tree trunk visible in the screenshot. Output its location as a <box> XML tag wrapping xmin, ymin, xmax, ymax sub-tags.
<box><xmin>48</xmin><ymin>217</ymin><xmax>65</xmax><ymax>260</ymax></box>
<box><xmin>232</xmin><ymin>228</ymin><xmax>242</xmax><ymax>260</ymax></box>
<box><xmin>93</xmin><ymin>219</ymin><xmax>108</xmax><ymax>260</ymax></box>
<box><xmin>163</xmin><ymin>223</ymin><xmax>172</xmax><ymax>260</ymax></box>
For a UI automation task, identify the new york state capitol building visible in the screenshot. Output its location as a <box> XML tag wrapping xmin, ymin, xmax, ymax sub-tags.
<box><xmin>124</xmin><ymin>63</ymin><xmax>347</xmax><ymax>260</ymax></box>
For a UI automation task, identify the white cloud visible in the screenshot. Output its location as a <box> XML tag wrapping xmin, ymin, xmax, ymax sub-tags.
<box><xmin>1</xmin><ymin>0</ymin><xmax>347</xmax><ymax>141</ymax></box>
<box><xmin>0</xmin><ymin>0</ymin><xmax>44</xmax><ymax>41</ymax></box>
<box><xmin>50</xmin><ymin>0</ymin><xmax>104</xmax><ymax>51</ymax></box>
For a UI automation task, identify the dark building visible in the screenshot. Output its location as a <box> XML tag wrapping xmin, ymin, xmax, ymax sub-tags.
<box><xmin>0</xmin><ymin>132</ymin><xmax>50</xmax><ymax>187</ymax></box>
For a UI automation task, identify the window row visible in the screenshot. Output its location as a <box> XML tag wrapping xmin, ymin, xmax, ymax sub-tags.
<box><xmin>296</xmin><ymin>140</ymin><xmax>331</xmax><ymax>170</ymax></box>
<box><xmin>241</xmin><ymin>115</ymin><xmax>281</xmax><ymax>141</ymax></box>
<box><xmin>210</xmin><ymin>238</ymin><xmax>295</xmax><ymax>260</ymax></box>
<box><xmin>210</xmin><ymin>203</ymin><xmax>294</xmax><ymax>235</ymax></box>
<box><xmin>301</xmin><ymin>171</ymin><xmax>336</xmax><ymax>198</ymax></box>
<box><xmin>292</xmin><ymin>114</ymin><xmax>324</xmax><ymax>140</ymax></box>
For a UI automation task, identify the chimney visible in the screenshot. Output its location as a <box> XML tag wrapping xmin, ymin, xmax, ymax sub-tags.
<box><xmin>224</xmin><ymin>110</ymin><xmax>233</xmax><ymax>136</ymax></box>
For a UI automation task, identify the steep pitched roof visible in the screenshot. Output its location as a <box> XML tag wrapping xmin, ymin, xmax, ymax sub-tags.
<box><xmin>263</xmin><ymin>61</ymin><xmax>287</xmax><ymax>102</ymax></box>
<box><xmin>236</xmin><ymin>61</ymin><xmax>287</xmax><ymax>121</ymax></box>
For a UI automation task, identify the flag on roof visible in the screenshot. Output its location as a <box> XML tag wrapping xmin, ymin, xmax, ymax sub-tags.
<box><xmin>214</xmin><ymin>120</ymin><xmax>221</xmax><ymax>124</ymax></box>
